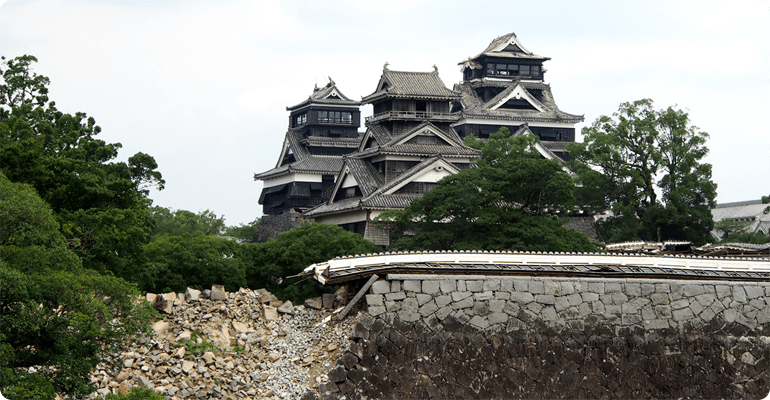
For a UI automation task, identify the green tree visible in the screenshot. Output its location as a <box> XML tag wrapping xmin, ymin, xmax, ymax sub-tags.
<box><xmin>568</xmin><ymin>99</ymin><xmax>717</xmax><ymax>244</ymax></box>
<box><xmin>243</xmin><ymin>223</ymin><xmax>381</xmax><ymax>304</ymax></box>
<box><xmin>0</xmin><ymin>55</ymin><xmax>164</xmax><ymax>280</ymax></box>
<box><xmin>149</xmin><ymin>207</ymin><xmax>226</xmax><ymax>240</ymax></box>
<box><xmin>0</xmin><ymin>173</ymin><xmax>81</xmax><ymax>273</ymax></box>
<box><xmin>102</xmin><ymin>387</ymin><xmax>165</xmax><ymax>400</ymax></box>
<box><xmin>0</xmin><ymin>174</ymin><xmax>154</xmax><ymax>398</ymax></box>
<box><xmin>375</xmin><ymin>127</ymin><xmax>598</xmax><ymax>252</ymax></box>
<box><xmin>142</xmin><ymin>232</ymin><xmax>247</xmax><ymax>293</ymax></box>
<box><xmin>224</xmin><ymin>218</ymin><xmax>261</xmax><ymax>242</ymax></box>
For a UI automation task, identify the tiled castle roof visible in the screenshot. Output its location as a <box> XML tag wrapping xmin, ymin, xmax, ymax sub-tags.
<box><xmin>253</xmin><ymin>129</ymin><xmax>349</xmax><ymax>180</ymax></box>
<box><xmin>362</xmin><ymin>70</ymin><xmax>460</xmax><ymax>102</ymax></box>
<box><xmin>286</xmin><ymin>79</ymin><xmax>361</xmax><ymax>111</ymax></box>
<box><xmin>454</xmin><ymin>80</ymin><xmax>583</xmax><ymax>124</ymax></box>
<box><xmin>459</xmin><ymin>32</ymin><xmax>550</xmax><ymax>69</ymax></box>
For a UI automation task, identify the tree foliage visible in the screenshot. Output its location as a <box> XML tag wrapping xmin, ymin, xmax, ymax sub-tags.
<box><xmin>142</xmin><ymin>232</ymin><xmax>247</xmax><ymax>294</ymax></box>
<box><xmin>0</xmin><ymin>174</ymin><xmax>154</xmax><ymax>399</ymax></box>
<box><xmin>0</xmin><ymin>173</ymin><xmax>81</xmax><ymax>273</ymax></box>
<box><xmin>149</xmin><ymin>207</ymin><xmax>226</xmax><ymax>240</ymax></box>
<box><xmin>0</xmin><ymin>55</ymin><xmax>164</xmax><ymax>279</ymax></box>
<box><xmin>101</xmin><ymin>386</ymin><xmax>166</xmax><ymax>400</ymax></box>
<box><xmin>224</xmin><ymin>218</ymin><xmax>261</xmax><ymax>242</ymax></box>
<box><xmin>568</xmin><ymin>99</ymin><xmax>717</xmax><ymax>244</ymax></box>
<box><xmin>243</xmin><ymin>223</ymin><xmax>381</xmax><ymax>304</ymax></box>
<box><xmin>376</xmin><ymin>128</ymin><xmax>598</xmax><ymax>252</ymax></box>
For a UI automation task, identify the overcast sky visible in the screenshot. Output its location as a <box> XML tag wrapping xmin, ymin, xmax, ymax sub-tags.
<box><xmin>1</xmin><ymin>1</ymin><xmax>768</xmax><ymax>226</ymax></box>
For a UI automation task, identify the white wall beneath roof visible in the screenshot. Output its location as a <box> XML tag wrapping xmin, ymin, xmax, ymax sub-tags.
<box><xmin>314</xmin><ymin>210</ymin><xmax>368</xmax><ymax>225</ymax></box>
<box><xmin>412</xmin><ymin>167</ymin><xmax>453</xmax><ymax>183</ymax></box>
<box><xmin>341</xmin><ymin>174</ymin><xmax>358</xmax><ymax>188</ymax></box>
<box><xmin>262</xmin><ymin>173</ymin><xmax>322</xmax><ymax>188</ymax></box>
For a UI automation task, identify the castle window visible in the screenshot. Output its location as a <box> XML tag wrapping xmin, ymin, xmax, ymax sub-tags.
<box><xmin>487</xmin><ymin>63</ymin><xmax>540</xmax><ymax>77</ymax></box>
<box><xmin>318</xmin><ymin>111</ymin><xmax>352</xmax><ymax>124</ymax></box>
<box><xmin>295</xmin><ymin>113</ymin><xmax>306</xmax><ymax>126</ymax></box>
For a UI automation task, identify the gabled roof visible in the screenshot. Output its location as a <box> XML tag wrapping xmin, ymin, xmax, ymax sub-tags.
<box><xmin>359</xmin><ymin>124</ymin><xmax>392</xmax><ymax>151</ymax></box>
<box><xmin>286</xmin><ymin>79</ymin><xmax>361</xmax><ymax>111</ymax></box>
<box><xmin>370</xmin><ymin>156</ymin><xmax>460</xmax><ymax>197</ymax></box>
<box><xmin>356</xmin><ymin>122</ymin><xmax>480</xmax><ymax>160</ymax></box>
<box><xmin>343</xmin><ymin>157</ymin><xmax>384</xmax><ymax>198</ymax></box>
<box><xmin>362</xmin><ymin>69</ymin><xmax>460</xmax><ymax>103</ymax></box>
<box><xmin>453</xmin><ymin>80</ymin><xmax>584</xmax><ymax>124</ymax></box>
<box><xmin>253</xmin><ymin>129</ymin><xmax>347</xmax><ymax>180</ymax></box>
<box><xmin>387</xmin><ymin>121</ymin><xmax>463</xmax><ymax>147</ymax></box>
<box><xmin>507</xmin><ymin>125</ymin><xmax>563</xmax><ymax>162</ymax></box>
<box><xmin>484</xmin><ymin>82</ymin><xmax>547</xmax><ymax>113</ymax></box>
<box><xmin>459</xmin><ymin>32</ymin><xmax>550</xmax><ymax>69</ymax></box>
<box><xmin>305</xmin><ymin>156</ymin><xmax>462</xmax><ymax>216</ymax></box>
<box><xmin>355</xmin><ymin>121</ymin><xmax>465</xmax><ymax>155</ymax></box>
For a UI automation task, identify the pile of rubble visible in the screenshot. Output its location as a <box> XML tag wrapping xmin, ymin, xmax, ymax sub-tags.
<box><xmin>87</xmin><ymin>285</ymin><xmax>356</xmax><ymax>399</ymax></box>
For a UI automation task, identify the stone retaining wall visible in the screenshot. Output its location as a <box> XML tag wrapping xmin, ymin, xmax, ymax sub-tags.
<box><xmin>317</xmin><ymin>275</ymin><xmax>770</xmax><ymax>399</ymax></box>
<box><xmin>253</xmin><ymin>209</ymin><xmax>308</xmax><ymax>242</ymax></box>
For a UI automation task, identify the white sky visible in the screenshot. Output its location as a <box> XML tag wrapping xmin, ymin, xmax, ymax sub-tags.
<box><xmin>1</xmin><ymin>0</ymin><xmax>768</xmax><ymax>225</ymax></box>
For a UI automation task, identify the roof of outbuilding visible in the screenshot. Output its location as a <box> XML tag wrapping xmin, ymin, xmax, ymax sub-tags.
<box><xmin>712</xmin><ymin>200</ymin><xmax>770</xmax><ymax>222</ymax></box>
<box><xmin>304</xmin><ymin>250</ymin><xmax>770</xmax><ymax>285</ymax></box>
<box><xmin>362</xmin><ymin>70</ymin><xmax>460</xmax><ymax>102</ymax></box>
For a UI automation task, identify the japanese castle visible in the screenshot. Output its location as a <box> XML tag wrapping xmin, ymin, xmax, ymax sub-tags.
<box><xmin>254</xmin><ymin>33</ymin><xmax>583</xmax><ymax>245</ymax></box>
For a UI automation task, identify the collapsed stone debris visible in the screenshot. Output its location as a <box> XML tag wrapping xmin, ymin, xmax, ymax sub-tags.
<box><xmin>87</xmin><ymin>286</ymin><xmax>356</xmax><ymax>400</ymax></box>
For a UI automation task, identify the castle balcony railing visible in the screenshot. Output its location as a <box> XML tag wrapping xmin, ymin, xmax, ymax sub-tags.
<box><xmin>365</xmin><ymin>110</ymin><xmax>458</xmax><ymax>124</ymax></box>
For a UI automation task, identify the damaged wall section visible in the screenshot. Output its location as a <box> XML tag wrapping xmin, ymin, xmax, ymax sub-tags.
<box><xmin>312</xmin><ymin>275</ymin><xmax>770</xmax><ymax>399</ymax></box>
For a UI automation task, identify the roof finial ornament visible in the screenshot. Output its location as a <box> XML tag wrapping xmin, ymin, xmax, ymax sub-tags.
<box><xmin>433</xmin><ymin>64</ymin><xmax>438</xmax><ymax>73</ymax></box>
<box><xmin>383</xmin><ymin>61</ymin><xmax>389</xmax><ymax>71</ymax></box>
<box><xmin>328</xmin><ymin>76</ymin><xmax>335</xmax><ymax>86</ymax></box>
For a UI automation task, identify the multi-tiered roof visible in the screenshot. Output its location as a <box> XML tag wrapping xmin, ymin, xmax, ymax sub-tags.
<box><xmin>254</xmin><ymin>33</ymin><xmax>590</xmax><ymax>241</ymax></box>
<box><xmin>453</xmin><ymin>33</ymin><xmax>583</xmax><ymax>160</ymax></box>
<box><xmin>305</xmin><ymin>69</ymin><xmax>482</xmax><ymax>245</ymax></box>
<box><xmin>254</xmin><ymin>80</ymin><xmax>363</xmax><ymax>215</ymax></box>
